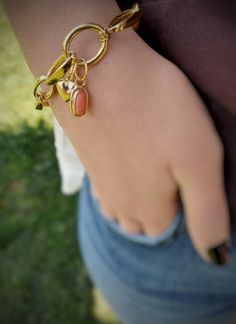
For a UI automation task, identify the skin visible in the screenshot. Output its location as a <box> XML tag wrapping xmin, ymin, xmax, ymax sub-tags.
<box><xmin>2</xmin><ymin>0</ymin><xmax>230</xmax><ymax>264</ymax></box>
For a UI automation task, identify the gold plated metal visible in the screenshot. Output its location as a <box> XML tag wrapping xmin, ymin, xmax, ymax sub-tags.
<box><xmin>108</xmin><ymin>3</ymin><xmax>143</xmax><ymax>33</ymax></box>
<box><xmin>33</xmin><ymin>3</ymin><xmax>142</xmax><ymax>116</ymax></box>
<box><xmin>46</xmin><ymin>52</ymin><xmax>76</xmax><ymax>85</ymax></box>
<box><xmin>69</xmin><ymin>87</ymin><xmax>88</xmax><ymax>117</ymax></box>
<box><xmin>33</xmin><ymin>76</ymin><xmax>55</xmax><ymax>109</ymax></box>
<box><xmin>70</xmin><ymin>86</ymin><xmax>80</xmax><ymax>116</ymax></box>
<box><xmin>74</xmin><ymin>57</ymin><xmax>88</xmax><ymax>82</ymax></box>
<box><xmin>34</xmin><ymin>76</ymin><xmax>54</xmax><ymax>100</ymax></box>
<box><xmin>56</xmin><ymin>58</ymin><xmax>88</xmax><ymax>103</ymax></box>
<box><xmin>56</xmin><ymin>80</ymin><xmax>75</xmax><ymax>102</ymax></box>
<box><xmin>63</xmin><ymin>23</ymin><xmax>110</xmax><ymax>67</ymax></box>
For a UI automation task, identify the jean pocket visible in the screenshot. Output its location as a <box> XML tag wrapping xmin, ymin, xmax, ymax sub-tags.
<box><xmin>102</xmin><ymin>209</ymin><xmax>184</xmax><ymax>246</ymax></box>
<box><xmin>86</xmin><ymin>181</ymin><xmax>185</xmax><ymax>247</ymax></box>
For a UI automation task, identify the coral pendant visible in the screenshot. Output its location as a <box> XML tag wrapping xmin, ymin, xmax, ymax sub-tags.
<box><xmin>70</xmin><ymin>88</ymin><xmax>88</xmax><ymax>117</ymax></box>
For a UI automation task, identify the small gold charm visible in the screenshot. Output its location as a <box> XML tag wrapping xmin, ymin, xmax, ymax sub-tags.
<box><xmin>34</xmin><ymin>98</ymin><xmax>43</xmax><ymax>110</ymax></box>
<box><xmin>56</xmin><ymin>79</ymin><xmax>76</xmax><ymax>102</ymax></box>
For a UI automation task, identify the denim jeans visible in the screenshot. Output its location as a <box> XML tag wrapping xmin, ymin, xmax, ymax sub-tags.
<box><xmin>77</xmin><ymin>174</ymin><xmax>236</xmax><ymax>324</ymax></box>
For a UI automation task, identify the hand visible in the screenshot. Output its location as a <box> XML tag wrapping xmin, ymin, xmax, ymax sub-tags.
<box><xmin>52</xmin><ymin>29</ymin><xmax>231</xmax><ymax>265</ymax></box>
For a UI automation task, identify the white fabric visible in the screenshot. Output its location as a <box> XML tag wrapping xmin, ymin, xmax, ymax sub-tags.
<box><xmin>53</xmin><ymin>117</ymin><xmax>85</xmax><ymax>195</ymax></box>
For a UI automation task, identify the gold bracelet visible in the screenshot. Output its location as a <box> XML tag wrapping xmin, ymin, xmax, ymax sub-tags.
<box><xmin>33</xmin><ymin>3</ymin><xmax>142</xmax><ymax>117</ymax></box>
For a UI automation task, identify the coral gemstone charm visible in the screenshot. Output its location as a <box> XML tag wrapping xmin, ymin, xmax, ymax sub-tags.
<box><xmin>70</xmin><ymin>88</ymin><xmax>88</xmax><ymax>117</ymax></box>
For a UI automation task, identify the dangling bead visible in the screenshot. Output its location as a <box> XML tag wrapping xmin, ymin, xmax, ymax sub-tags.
<box><xmin>70</xmin><ymin>88</ymin><xmax>88</xmax><ymax>117</ymax></box>
<box><xmin>75</xmin><ymin>88</ymin><xmax>88</xmax><ymax>116</ymax></box>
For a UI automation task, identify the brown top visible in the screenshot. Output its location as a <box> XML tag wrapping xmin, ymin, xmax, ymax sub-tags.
<box><xmin>116</xmin><ymin>0</ymin><xmax>236</xmax><ymax>232</ymax></box>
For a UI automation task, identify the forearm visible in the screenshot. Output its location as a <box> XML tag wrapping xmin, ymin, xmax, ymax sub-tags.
<box><xmin>2</xmin><ymin>0</ymin><xmax>143</xmax><ymax>77</ymax></box>
<box><xmin>2</xmin><ymin>0</ymin><xmax>163</xmax><ymax>151</ymax></box>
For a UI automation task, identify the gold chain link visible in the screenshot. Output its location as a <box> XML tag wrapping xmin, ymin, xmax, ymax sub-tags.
<box><xmin>33</xmin><ymin>3</ymin><xmax>142</xmax><ymax>115</ymax></box>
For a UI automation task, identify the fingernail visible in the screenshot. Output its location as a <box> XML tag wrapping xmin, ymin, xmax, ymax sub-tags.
<box><xmin>207</xmin><ymin>240</ymin><xmax>231</xmax><ymax>266</ymax></box>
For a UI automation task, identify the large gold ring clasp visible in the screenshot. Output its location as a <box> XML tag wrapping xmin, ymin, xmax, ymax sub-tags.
<box><xmin>63</xmin><ymin>23</ymin><xmax>110</xmax><ymax>67</ymax></box>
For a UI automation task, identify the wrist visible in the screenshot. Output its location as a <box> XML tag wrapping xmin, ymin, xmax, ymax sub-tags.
<box><xmin>49</xmin><ymin>25</ymin><xmax>163</xmax><ymax>115</ymax></box>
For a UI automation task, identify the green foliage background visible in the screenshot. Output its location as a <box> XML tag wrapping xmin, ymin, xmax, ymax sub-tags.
<box><xmin>0</xmin><ymin>3</ymin><xmax>116</xmax><ymax>324</ymax></box>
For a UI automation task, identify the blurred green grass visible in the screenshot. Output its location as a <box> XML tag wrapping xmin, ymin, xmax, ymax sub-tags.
<box><xmin>0</xmin><ymin>3</ymin><xmax>116</xmax><ymax>324</ymax></box>
<box><xmin>0</xmin><ymin>122</ymin><xmax>99</xmax><ymax>324</ymax></box>
<box><xmin>0</xmin><ymin>2</ymin><xmax>51</xmax><ymax>129</ymax></box>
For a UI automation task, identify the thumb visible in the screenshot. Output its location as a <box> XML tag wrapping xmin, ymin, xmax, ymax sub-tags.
<box><xmin>172</xmin><ymin>142</ymin><xmax>231</xmax><ymax>266</ymax></box>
